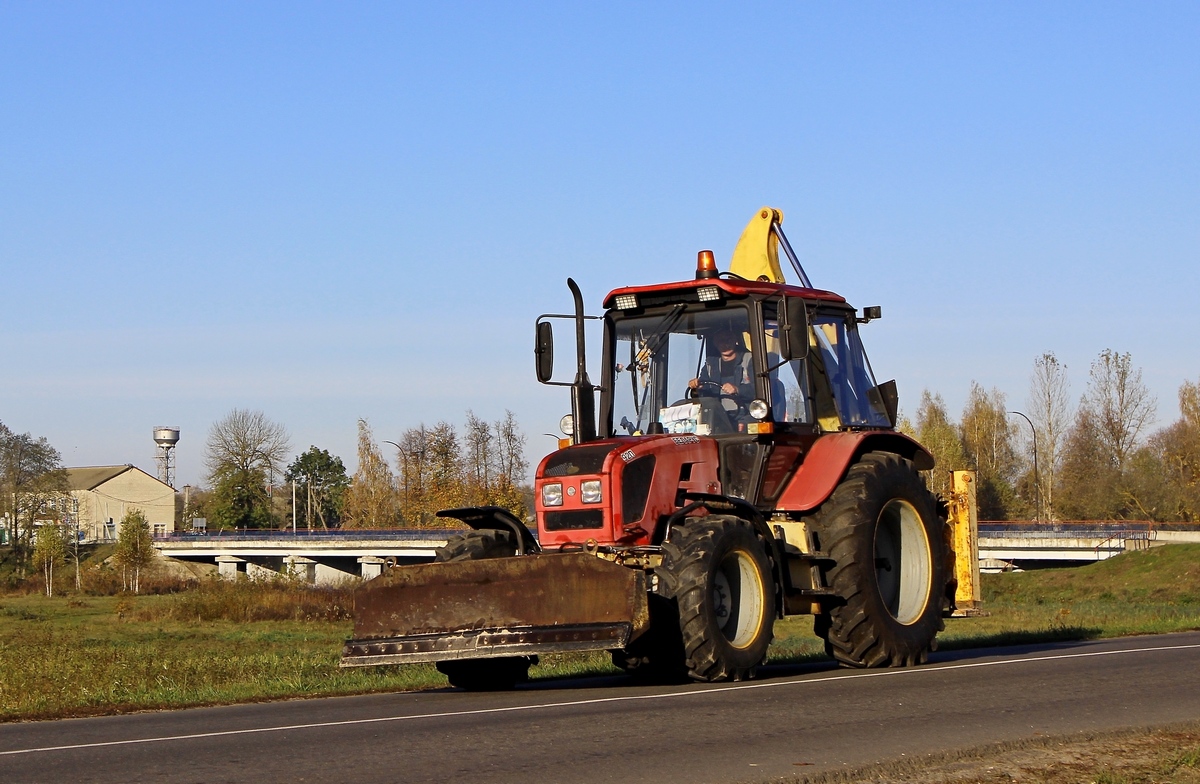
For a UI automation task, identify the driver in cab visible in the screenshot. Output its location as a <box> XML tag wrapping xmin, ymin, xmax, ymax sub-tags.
<box><xmin>688</xmin><ymin>330</ymin><xmax>755</xmax><ymax>419</ymax></box>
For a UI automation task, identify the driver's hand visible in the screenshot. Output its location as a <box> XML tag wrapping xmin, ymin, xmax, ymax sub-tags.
<box><xmin>688</xmin><ymin>378</ymin><xmax>700</xmax><ymax>389</ymax></box>
<box><xmin>721</xmin><ymin>383</ymin><xmax>736</xmax><ymax>395</ymax></box>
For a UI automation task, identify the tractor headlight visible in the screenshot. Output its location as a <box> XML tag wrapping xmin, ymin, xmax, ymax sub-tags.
<box><xmin>581</xmin><ymin>480</ymin><xmax>602</xmax><ymax>504</ymax></box>
<box><xmin>748</xmin><ymin>399</ymin><xmax>770</xmax><ymax>420</ymax></box>
<box><xmin>559</xmin><ymin>414</ymin><xmax>574</xmax><ymax>436</ymax></box>
<box><xmin>697</xmin><ymin>285</ymin><xmax>721</xmax><ymax>302</ymax></box>
<box><xmin>542</xmin><ymin>483</ymin><xmax>563</xmax><ymax>507</ymax></box>
<box><xmin>614</xmin><ymin>294</ymin><xmax>638</xmax><ymax>310</ymax></box>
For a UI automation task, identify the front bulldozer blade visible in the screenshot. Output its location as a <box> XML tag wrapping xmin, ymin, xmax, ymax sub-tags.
<box><xmin>341</xmin><ymin>553</ymin><xmax>650</xmax><ymax>667</ymax></box>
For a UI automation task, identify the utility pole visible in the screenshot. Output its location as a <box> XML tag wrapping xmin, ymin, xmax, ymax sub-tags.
<box><xmin>1007</xmin><ymin>410</ymin><xmax>1041</xmax><ymax>523</ymax></box>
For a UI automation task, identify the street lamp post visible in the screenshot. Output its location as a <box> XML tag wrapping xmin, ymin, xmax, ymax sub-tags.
<box><xmin>1007</xmin><ymin>410</ymin><xmax>1041</xmax><ymax>523</ymax></box>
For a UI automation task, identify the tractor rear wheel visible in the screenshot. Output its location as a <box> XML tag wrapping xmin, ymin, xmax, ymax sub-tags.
<box><xmin>433</xmin><ymin>528</ymin><xmax>533</xmax><ymax>690</ymax></box>
<box><xmin>659</xmin><ymin>515</ymin><xmax>775</xmax><ymax>682</ymax></box>
<box><xmin>811</xmin><ymin>451</ymin><xmax>946</xmax><ymax>668</ymax></box>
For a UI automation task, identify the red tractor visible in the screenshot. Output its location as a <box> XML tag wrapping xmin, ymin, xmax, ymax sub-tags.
<box><xmin>343</xmin><ymin>208</ymin><xmax>954</xmax><ymax>689</ymax></box>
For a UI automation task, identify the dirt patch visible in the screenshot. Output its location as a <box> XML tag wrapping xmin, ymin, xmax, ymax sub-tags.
<box><xmin>790</xmin><ymin>722</ymin><xmax>1200</xmax><ymax>784</ymax></box>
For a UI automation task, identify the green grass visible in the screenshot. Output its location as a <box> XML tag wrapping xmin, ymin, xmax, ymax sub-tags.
<box><xmin>1</xmin><ymin>544</ymin><xmax>1198</xmax><ymax>722</ymax></box>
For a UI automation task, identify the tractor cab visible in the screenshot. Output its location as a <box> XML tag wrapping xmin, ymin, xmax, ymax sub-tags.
<box><xmin>600</xmin><ymin>274</ymin><xmax>896</xmax><ymax>441</ymax></box>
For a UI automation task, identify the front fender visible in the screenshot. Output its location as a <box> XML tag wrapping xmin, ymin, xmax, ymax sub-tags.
<box><xmin>436</xmin><ymin>506</ymin><xmax>541</xmax><ymax>555</ymax></box>
<box><xmin>773</xmin><ymin>432</ymin><xmax>934</xmax><ymax>514</ymax></box>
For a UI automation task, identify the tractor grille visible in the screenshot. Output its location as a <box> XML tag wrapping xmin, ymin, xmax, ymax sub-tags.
<box><xmin>543</xmin><ymin>445</ymin><xmax>613</xmax><ymax>477</ymax></box>
<box><xmin>543</xmin><ymin>510</ymin><xmax>605</xmax><ymax>531</ymax></box>
<box><xmin>620</xmin><ymin>456</ymin><xmax>656</xmax><ymax>524</ymax></box>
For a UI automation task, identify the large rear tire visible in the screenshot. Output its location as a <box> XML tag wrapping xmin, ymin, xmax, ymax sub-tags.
<box><xmin>433</xmin><ymin>528</ymin><xmax>533</xmax><ymax>690</ymax></box>
<box><xmin>659</xmin><ymin>516</ymin><xmax>776</xmax><ymax>682</ymax></box>
<box><xmin>811</xmin><ymin>451</ymin><xmax>947</xmax><ymax>668</ymax></box>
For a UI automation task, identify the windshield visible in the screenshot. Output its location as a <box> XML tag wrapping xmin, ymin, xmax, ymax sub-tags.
<box><xmin>610</xmin><ymin>306</ymin><xmax>754</xmax><ymax>436</ymax></box>
<box><xmin>809</xmin><ymin>313</ymin><xmax>891</xmax><ymax>428</ymax></box>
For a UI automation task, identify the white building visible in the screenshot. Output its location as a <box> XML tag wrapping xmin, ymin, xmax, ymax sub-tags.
<box><xmin>64</xmin><ymin>465</ymin><xmax>176</xmax><ymax>540</ymax></box>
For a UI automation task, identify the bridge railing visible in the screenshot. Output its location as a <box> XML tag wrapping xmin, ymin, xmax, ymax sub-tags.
<box><xmin>156</xmin><ymin>528</ymin><xmax>469</xmax><ymax>542</ymax></box>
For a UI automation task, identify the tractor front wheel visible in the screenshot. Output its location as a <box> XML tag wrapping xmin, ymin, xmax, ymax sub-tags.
<box><xmin>659</xmin><ymin>516</ymin><xmax>775</xmax><ymax>682</ymax></box>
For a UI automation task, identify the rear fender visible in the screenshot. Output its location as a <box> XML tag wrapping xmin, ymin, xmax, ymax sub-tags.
<box><xmin>774</xmin><ymin>431</ymin><xmax>934</xmax><ymax>514</ymax></box>
<box><xmin>436</xmin><ymin>506</ymin><xmax>541</xmax><ymax>555</ymax></box>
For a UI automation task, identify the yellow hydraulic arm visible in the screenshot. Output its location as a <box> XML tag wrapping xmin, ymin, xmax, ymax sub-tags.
<box><xmin>728</xmin><ymin>206</ymin><xmax>813</xmax><ymax>287</ymax></box>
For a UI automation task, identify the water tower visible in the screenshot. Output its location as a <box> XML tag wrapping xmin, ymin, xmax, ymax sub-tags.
<box><xmin>153</xmin><ymin>426</ymin><xmax>180</xmax><ymax>488</ymax></box>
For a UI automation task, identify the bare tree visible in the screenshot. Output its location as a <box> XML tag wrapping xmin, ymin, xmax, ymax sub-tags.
<box><xmin>1027</xmin><ymin>352</ymin><xmax>1071</xmax><ymax>520</ymax></box>
<box><xmin>203</xmin><ymin>409</ymin><xmax>291</xmax><ymax>529</ymax></box>
<box><xmin>463</xmin><ymin>411</ymin><xmax>493</xmax><ymax>505</ymax></box>
<box><xmin>1082</xmin><ymin>349</ymin><xmax>1156</xmax><ymax>472</ymax></box>
<box><xmin>494</xmin><ymin>410</ymin><xmax>528</xmax><ymax>483</ymax></box>
<box><xmin>204</xmin><ymin>409</ymin><xmax>292</xmax><ymax>483</ymax></box>
<box><xmin>396</xmin><ymin>424</ymin><xmax>430</xmax><ymax>526</ymax></box>
<box><xmin>342</xmin><ymin>419</ymin><xmax>401</xmax><ymax>529</ymax></box>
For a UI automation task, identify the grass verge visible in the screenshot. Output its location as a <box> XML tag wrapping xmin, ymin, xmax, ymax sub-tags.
<box><xmin>780</xmin><ymin>721</ymin><xmax>1200</xmax><ymax>784</ymax></box>
<box><xmin>1</xmin><ymin>543</ymin><xmax>1198</xmax><ymax>722</ymax></box>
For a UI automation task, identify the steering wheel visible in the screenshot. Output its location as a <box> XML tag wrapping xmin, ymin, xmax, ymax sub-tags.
<box><xmin>687</xmin><ymin>380</ymin><xmax>722</xmax><ymax>399</ymax></box>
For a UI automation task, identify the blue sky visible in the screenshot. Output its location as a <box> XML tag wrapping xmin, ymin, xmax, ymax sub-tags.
<box><xmin>2</xmin><ymin>2</ymin><xmax>1198</xmax><ymax>486</ymax></box>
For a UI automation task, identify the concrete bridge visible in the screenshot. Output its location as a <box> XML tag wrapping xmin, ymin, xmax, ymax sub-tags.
<box><xmin>156</xmin><ymin>530</ymin><xmax>458</xmax><ymax>583</ymax></box>
<box><xmin>155</xmin><ymin>524</ymin><xmax>1200</xmax><ymax>583</ymax></box>
<box><xmin>978</xmin><ymin>523</ymin><xmax>1200</xmax><ymax>570</ymax></box>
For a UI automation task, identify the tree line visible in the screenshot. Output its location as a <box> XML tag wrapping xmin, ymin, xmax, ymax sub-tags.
<box><xmin>194</xmin><ymin>408</ymin><xmax>529</xmax><ymax>530</ymax></box>
<box><xmin>905</xmin><ymin>349</ymin><xmax>1199</xmax><ymax>522</ymax></box>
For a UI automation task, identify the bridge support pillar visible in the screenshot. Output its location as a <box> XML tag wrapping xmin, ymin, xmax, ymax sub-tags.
<box><xmin>285</xmin><ymin>555</ymin><xmax>317</xmax><ymax>584</ymax></box>
<box><xmin>216</xmin><ymin>555</ymin><xmax>245</xmax><ymax>581</ymax></box>
<box><xmin>358</xmin><ymin>556</ymin><xmax>387</xmax><ymax>580</ymax></box>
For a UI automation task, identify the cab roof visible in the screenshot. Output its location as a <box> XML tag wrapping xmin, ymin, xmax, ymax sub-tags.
<box><xmin>602</xmin><ymin>276</ymin><xmax>847</xmax><ymax>310</ymax></box>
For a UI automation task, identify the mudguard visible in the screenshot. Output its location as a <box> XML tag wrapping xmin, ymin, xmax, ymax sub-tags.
<box><xmin>774</xmin><ymin>431</ymin><xmax>935</xmax><ymax>513</ymax></box>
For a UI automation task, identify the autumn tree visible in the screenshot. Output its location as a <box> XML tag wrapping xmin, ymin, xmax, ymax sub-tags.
<box><xmin>959</xmin><ymin>383</ymin><xmax>1022</xmax><ymax>519</ymax></box>
<box><xmin>284</xmin><ymin>447</ymin><xmax>349</xmax><ymax>529</ymax></box>
<box><xmin>395</xmin><ymin>424</ymin><xmax>431</xmax><ymax>526</ymax></box>
<box><xmin>342</xmin><ymin>419</ymin><xmax>401</xmax><ymax>529</ymax></box>
<box><xmin>1123</xmin><ymin>378</ymin><xmax>1200</xmax><ymax>521</ymax></box>
<box><xmin>0</xmin><ymin>422</ymin><xmax>68</xmax><ymax>569</ymax></box>
<box><xmin>911</xmin><ymin>391</ymin><xmax>968</xmax><ymax>500</ymax></box>
<box><xmin>1026</xmin><ymin>352</ymin><xmax>1071</xmax><ymax>521</ymax></box>
<box><xmin>32</xmin><ymin>523</ymin><xmax>66</xmax><ymax>597</ymax></box>
<box><xmin>204</xmin><ymin>409</ymin><xmax>291</xmax><ymax>529</ymax></box>
<box><xmin>425</xmin><ymin>422</ymin><xmax>465</xmax><ymax>514</ymax></box>
<box><xmin>115</xmin><ymin>509</ymin><xmax>154</xmax><ymax>593</ymax></box>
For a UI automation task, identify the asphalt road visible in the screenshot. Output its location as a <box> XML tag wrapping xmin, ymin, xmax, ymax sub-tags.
<box><xmin>3</xmin><ymin>632</ymin><xmax>1200</xmax><ymax>783</ymax></box>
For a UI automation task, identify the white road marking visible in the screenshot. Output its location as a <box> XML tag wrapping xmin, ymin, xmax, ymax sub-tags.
<box><xmin>2</xmin><ymin>641</ymin><xmax>1198</xmax><ymax>757</ymax></box>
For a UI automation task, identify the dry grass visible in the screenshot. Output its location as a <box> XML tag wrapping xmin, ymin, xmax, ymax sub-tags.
<box><xmin>783</xmin><ymin>721</ymin><xmax>1200</xmax><ymax>784</ymax></box>
<box><xmin>130</xmin><ymin>578</ymin><xmax>354</xmax><ymax>623</ymax></box>
<box><xmin>0</xmin><ymin>544</ymin><xmax>1198</xmax><ymax>723</ymax></box>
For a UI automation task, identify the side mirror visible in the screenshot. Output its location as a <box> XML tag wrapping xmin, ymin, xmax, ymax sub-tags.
<box><xmin>779</xmin><ymin>297</ymin><xmax>809</xmax><ymax>360</ymax></box>
<box><xmin>859</xmin><ymin>305</ymin><xmax>882</xmax><ymax>323</ymax></box>
<box><xmin>535</xmin><ymin>321</ymin><xmax>554</xmax><ymax>383</ymax></box>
